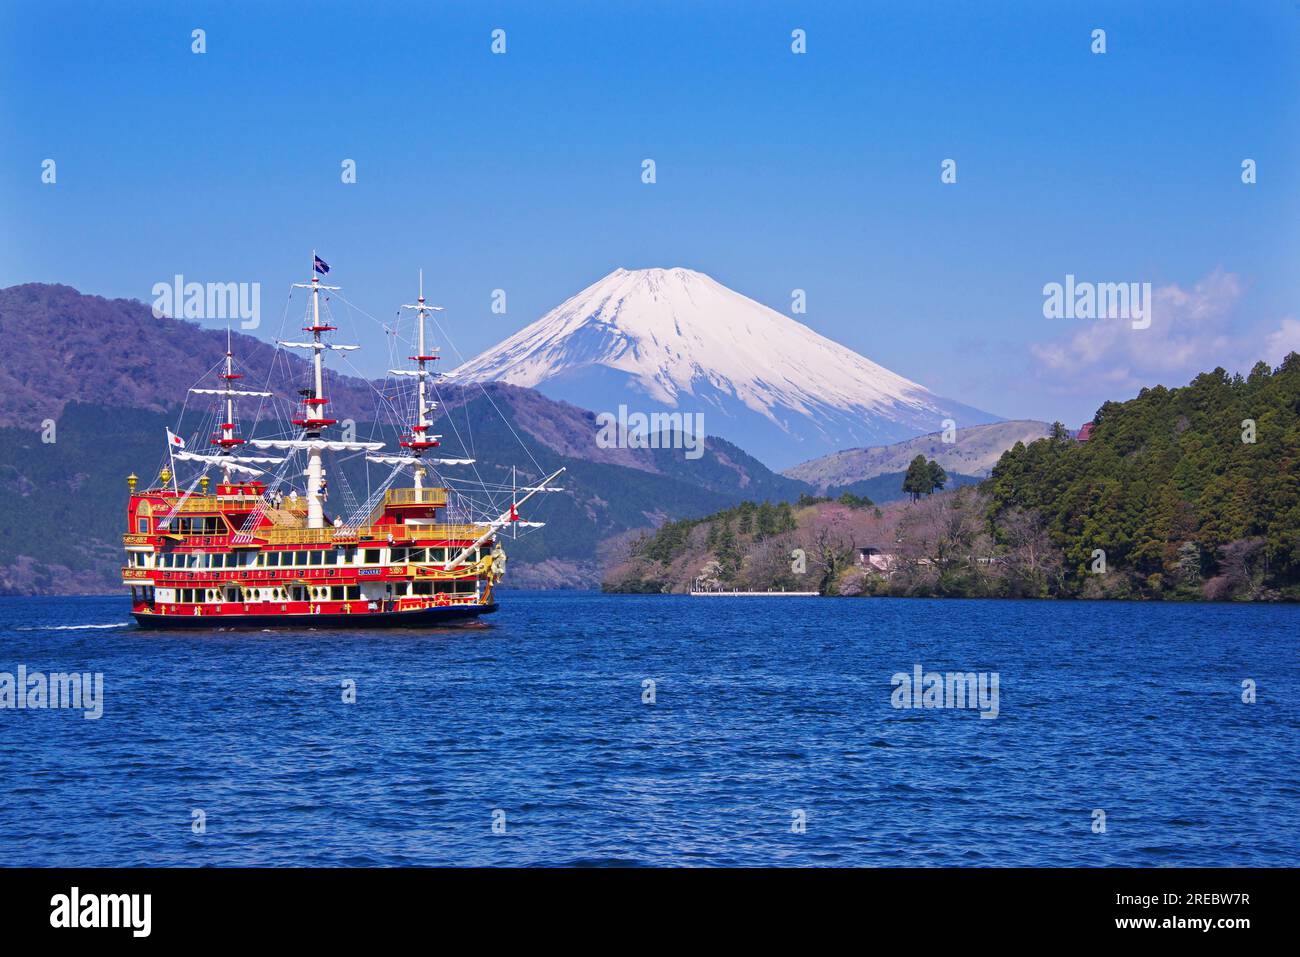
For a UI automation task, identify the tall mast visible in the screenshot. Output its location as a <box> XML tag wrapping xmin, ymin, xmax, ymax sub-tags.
<box><xmin>398</xmin><ymin>269</ymin><xmax>443</xmax><ymax>492</ymax></box>
<box><xmin>220</xmin><ymin>329</ymin><xmax>236</xmax><ymax>481</ymax></box>
<box><xmin>183</xmin><ymin>333</ymin><xmax>279</xmax><ymax>484</ymax></box>
<box><xmin>284</xmin><ymin>253</ymin><xmax>348</xmax><ymax>529</ymax></box>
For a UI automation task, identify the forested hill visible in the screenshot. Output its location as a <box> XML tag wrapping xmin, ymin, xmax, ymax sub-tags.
<box><xmin>987</xmin><ymin>356</ymin><xmax>1300</xmax><ymax>599</ymax></box>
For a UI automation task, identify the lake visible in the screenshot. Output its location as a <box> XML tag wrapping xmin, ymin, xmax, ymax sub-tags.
<box><xmin>0</xmin><ymin>592</ymin><xmax>1296</xmax><ymax>866</ymax></box>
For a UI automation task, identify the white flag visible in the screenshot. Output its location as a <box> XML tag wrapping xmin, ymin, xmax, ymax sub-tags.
<box><xmin>167</xmin><ymin>429</ymin><xmax>186</xmax><ymax>450</ymax></box>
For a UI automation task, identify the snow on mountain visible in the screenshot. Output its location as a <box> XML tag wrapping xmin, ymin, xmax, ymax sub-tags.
<box><xmin>452</xmin><ymin>267</ymin><xmax>1000</xmax><ymax>469</ymax></box>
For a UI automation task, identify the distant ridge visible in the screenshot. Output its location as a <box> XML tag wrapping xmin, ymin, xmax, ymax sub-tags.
<box><xmin>0</xmin><ymin>283</ymin><xmax>379</xmax><ymax>426</ymax></box>
<box><xmin>784</xmin><ymin>420</ymin><xmax>1054</xmax><ymax>492</ymax></box>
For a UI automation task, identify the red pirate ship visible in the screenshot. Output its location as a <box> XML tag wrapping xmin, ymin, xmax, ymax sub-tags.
<box><xmin>123</xmin><ymin>257</ymin><xmax>562</xmax><ymax>628</ymax></box>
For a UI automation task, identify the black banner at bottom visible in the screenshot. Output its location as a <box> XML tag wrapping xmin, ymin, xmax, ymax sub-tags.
<box><xmin>0</xmin><ymin>867</ymin><xmax>1283</xmax><ymax>942</ymax></box>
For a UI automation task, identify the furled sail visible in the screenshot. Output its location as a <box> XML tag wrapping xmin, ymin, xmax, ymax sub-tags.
<box><xmin>174</xmin><ymin>452</ymin><xmax>267</xmax><ymax>476</ymax></box>
<box><xmin>250</xmin><ymin>438</ymin><xmax>385</xmax><ymax>452</ymax></box>
<box><xmin>365</xmin><ymin>454</ymin><xmax>476</xmax><ymax>466</ymax></box>
<box><xmin>188</xmin><ymin>388</ymin><xmax>274</xmax><ymax>397</ymax></box>
<box><xmin>276</xmin><ymin>341</ymin><xmax>360</xmax><ymax>351</ymax></box>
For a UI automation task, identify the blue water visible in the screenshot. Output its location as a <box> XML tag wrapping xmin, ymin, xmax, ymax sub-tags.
<box><xmin>0</xmin><ymin>592</ymin><xmax>1296</xmax><ymax>866</ymax></box>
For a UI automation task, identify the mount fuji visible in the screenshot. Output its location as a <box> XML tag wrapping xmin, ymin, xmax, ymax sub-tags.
<box><xmin>452</xmin><ymin>268</ymin><xmax>1001</xmax><ymax>469</ymax></box>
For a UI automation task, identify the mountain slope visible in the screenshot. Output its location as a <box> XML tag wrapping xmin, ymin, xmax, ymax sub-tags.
<box><xmin>785</xmin><ymin>420</ymin><xmax>1055</xmax><ymax>491</ymax></box>
<box><xmin>0</xmin><ymin>283</ymin><xmax>378</xmax><ymax>426</ymax></box>
<box><xmin>452</xmin><ymin>267</ymin><xmax>1001</xmax><ymax>469</ymax></box>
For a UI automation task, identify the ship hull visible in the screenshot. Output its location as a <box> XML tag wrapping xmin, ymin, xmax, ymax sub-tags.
<box><xmin>131</xmin><ymin>602</ymin><xmax>498</xmax><ymax>630</ymax></box>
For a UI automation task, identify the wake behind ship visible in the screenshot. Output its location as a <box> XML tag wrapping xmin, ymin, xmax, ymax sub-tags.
<box><xmin>122</xmin><ymin>257</ymin><xmax>562</xmax><ymax>629</ymax></box>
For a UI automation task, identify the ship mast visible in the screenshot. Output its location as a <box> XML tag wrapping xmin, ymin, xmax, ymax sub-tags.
<box><xmin>181</xmin><ymin>328</ymin><xmax>280</xmax><ymax>484</ymax></box>
<box><xmin>215</xmin><ymin>329</ymin><xmax>242</xmax><ymax>482</ymax></box>
<box><xmin>364</xmin><ymin>271</ymin><xmax>475</xmax><ymax>478</ymax></box>
<box><xmin>282</xmin><ymin>254</ymin><xmax>351</xmax><ymax>529</ymax></box>
<box><xmin>400</xmin><ymin>269</ymin><xmax>442</xmax><ymax>491</ymax></box>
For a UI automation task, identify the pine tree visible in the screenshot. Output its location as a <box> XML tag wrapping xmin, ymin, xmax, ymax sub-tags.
<box><xmin>902</xmin><ymin>454</ymin><xmax>931</xmax><ymax>502</ymax></box>
<box><xmin>927</xmin><ymin>460</ymin><xmax>948</xmax><ymax>493</ymax></box>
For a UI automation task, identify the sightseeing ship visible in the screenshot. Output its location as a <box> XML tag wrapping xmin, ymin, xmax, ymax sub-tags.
<box><xmin>122</xmin><ymin>257</ymin><xmax>562</xmax><ymax>628</ymax></box>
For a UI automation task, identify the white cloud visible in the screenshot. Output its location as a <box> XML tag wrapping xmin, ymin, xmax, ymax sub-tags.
<box><xmin>1029</xmin><ymin>270</ymin><xmax>1296</xmax><ymax>394</ymax></box>
<box><xmin>1263</xmin><ymin>317</ymin><xmax>1300</xmax><ymax>363</ymax></box>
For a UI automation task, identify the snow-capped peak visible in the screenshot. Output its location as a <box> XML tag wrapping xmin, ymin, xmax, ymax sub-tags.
<box><xmin>458</xmin><ymin>267</ymin><xmax>926</xmax><ymax>412</ymax></box>
<box><xmin>452</xmin><ymin>267</ymin><xmax>998</xmax><ymax>467</ymax></box>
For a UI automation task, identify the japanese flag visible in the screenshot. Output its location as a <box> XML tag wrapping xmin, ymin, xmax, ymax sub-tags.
<box><xmin>167</xmin><ymin>429</ymin><xmax>186</xmax><ymax>450</ymax></box>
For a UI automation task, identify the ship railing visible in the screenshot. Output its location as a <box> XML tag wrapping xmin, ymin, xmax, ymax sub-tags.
<box><xmin>258</xmin><ymin>523</ymin><xmax>489</xmax><ymax>545</ymax></box>
<box><xmin>384</xmin><ymin>487</ymin><xmax>449</xmax><ymax>507</ymax></box>
<box><xmin>168</xmin><ymin>494</ymin><xmax>309</xmax><ymax>514</ymax></box>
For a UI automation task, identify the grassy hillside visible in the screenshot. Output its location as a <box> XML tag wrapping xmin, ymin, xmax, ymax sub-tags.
<box><xmin>784</xmin><ymin>420</ymin><xmax>1052</xmax><ymax>489</ymax></box>
<box><xmin>826</xmin><ymin>469</ymin><xmax>981</xmax><ymax>505</ymax></box>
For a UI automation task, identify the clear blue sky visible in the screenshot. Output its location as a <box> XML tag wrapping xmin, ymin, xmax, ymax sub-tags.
<box><xmin>3</xmin><ymin>0</ymin><xmax>1298</xmax><ymax>428</ymax></box>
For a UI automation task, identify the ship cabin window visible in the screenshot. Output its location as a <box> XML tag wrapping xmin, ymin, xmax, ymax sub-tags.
<box><xmin>389</xmin><ymin>547</ymin><xmax>408</xmax><ymax>564</ymax></box>
<box><xmin>267</xmin><ymin>552</ymin><xmax>281</xmax><ymax>567</ymax></box>
<box><xmin>346</xmin><ymin>586</ymin><xmax>360</xmax><ymax>600</ymax></box>
<box><xmin>363</xmin><ymin>549</ymin><xmax>382</xmax><ymax>565</ymax></box>
<box><xmin>290</xmin><ymin>585</ymin><xmax>307</xmax><ymax>602</ymax></box>
<box><xmin>309</xmin><ymin>550</ymin><xmax>324</xmax><ymax>566</ymax></box>
<box><xmin>333</xmin><ymin>547</ymin><xmax>350</xmax><ymax>565</ymax></box>
<box><xmin>413</xmin><ymin>582</ymin><xmax>433</xmax><ymax>596</ymax></box>
<box><xmin>409</xmin><ymin>548</ymin><xmax>427</xmax><ymax>563</ymax></box>
<box><xmin>137</xmin><ymin>517</ymin><xmax>149</xmax><ymax>534</ymax></box>
<box><xmin>178</xmin><ymin>516</ymin><xmax>222</xmax><ymax>536</ymax></box>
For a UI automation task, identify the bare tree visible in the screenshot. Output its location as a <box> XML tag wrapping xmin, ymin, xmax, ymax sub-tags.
<box><xmin>893</xmin><ymin>489</ymin><xmax>996</xmax><ymax>595</ymax></box>
<box><xmin>997</xmin><ymin>506</ymin><xmax>1064</xmax><ymax>597</ymax></box>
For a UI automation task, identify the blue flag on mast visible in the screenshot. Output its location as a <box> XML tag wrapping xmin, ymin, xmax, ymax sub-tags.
<box><xmin>313</xmin><ymin>255</ymin><xmax>330</xmax><ymax>275</ymax></box>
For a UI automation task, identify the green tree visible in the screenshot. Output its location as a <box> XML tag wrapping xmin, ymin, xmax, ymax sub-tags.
<box><xmin>902</xmin><ymin>454</ymin><xmax>932</xmax><ymax>502</ymax></box>
<box><xmin>927</xmin><ymin>460</ymin><xmax>948</xmax><ymax>493</ymax></box>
